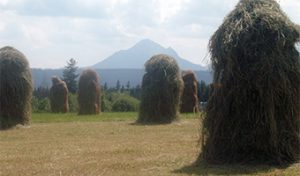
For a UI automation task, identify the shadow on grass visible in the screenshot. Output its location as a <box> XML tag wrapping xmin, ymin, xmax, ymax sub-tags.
<box><xmin>173</xmin><ymin>160</ymin><xmax>290</xmax><ymax>176</ymax></box>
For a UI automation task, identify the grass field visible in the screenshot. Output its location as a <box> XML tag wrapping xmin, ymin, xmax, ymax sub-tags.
<box><xmin>0</xmin><ymin>113</ymin><xmax>299</xmax><ymax>176</ymax></box>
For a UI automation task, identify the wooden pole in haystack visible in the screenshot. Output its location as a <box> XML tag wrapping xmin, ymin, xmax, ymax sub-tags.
<box><xmin>49</xmin><ymin>76</ymin><xmax>69</xmax><ymax>113</ymax></box>
<box><xmin>77</xmin><ymin>69</ymin><xmax>101</xmax><ymax>115</ymax></box>
<box><xmin>0</xmin><ymin>46</ymin><xmax>33</xmax><ymax>129</ymax></box>
<box><xmin>180</xmin><ymin>70</ymin><xmax>199</xmax><ymax>113</ymax></box>
<box><xmin>199</xmin><ymin>0</ymin><xmax>300</xmax><ymax>165</ymax></box>
<box><xmin>137</xmin><ymin>54</ymin><xmax>183</xmax><ymax>124</ymax></box>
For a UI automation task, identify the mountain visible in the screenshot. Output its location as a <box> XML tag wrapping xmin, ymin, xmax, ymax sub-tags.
<box><xmin>31</xmin><ymin>68</ymin><xmax>212</xmax><ymax>88</ymax></box>
<box><xmin>32</xmin><ymin>39</ymin><xmax>211</xmax><ymax>88</ymax></box>
<box><xmin>93</xmin><ymin>39</ymin><xmax>206</xmax><ymax>71</ymax></box>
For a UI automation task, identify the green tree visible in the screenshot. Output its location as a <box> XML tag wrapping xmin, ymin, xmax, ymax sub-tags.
<box><xmin>120</xmin><ymin>85</ymin><xmax>125</xmax><ymax>93</ymax></box>
<box><xmin>198</xmin><ymin>80</ymin><xmax>207</xmax><ymax>102</ymax></box>
<box><xmin>103</xmin><ymin>82</ymin><xmax>108</xmax><ymax>91</ymax></box>
<box><xmin>130</xmin><ymin>84</ymin><xmax>141</xmax><ymax>100</ymax></box>
<box><xmin>126</xmin><ymin>81</ymin><xmax>130</xmax><ymax>89</ymax></box>
<box><xmin>116</xmin><ymin>80</ymin><xmax>121</xmax><ymax>91</ymax></box>
<box><xmin>62</xmin><ymin>58</ymin><xmax>79</xmax><ymax>93</ymax></box>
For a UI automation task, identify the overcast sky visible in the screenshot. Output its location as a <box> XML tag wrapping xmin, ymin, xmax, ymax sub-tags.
<box><xmin>0</xmin><ymin>0</ymin><xmax>299</xmax><ymax>68</ymax></box>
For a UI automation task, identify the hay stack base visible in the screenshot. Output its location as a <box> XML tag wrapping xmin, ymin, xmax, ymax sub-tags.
<box><xmin>200</xmin><ymin>0</ymin><xmax>300</xmax><ymax>165</ymax></box>
<box><xmin>78</xmin><ymin>69</ymin><xmax>101</xmax><ymax>115</ymax></box>
<box><xmin>137</xmin><ymin>54</ymin><xmax>183</xmax><ymax>124</ymax></box>
<box><xmin>0</xmin><ymin>46</ymin><xmax>32</xmax><ymax>129</ymax></box>
<box><xmin>49</xmin><ymin>76</ymin><xmax>69</xmax><ymax>113</ymax></box>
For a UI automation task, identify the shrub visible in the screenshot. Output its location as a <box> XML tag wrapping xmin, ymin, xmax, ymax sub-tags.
<box><xmin>68</xmin><ymin>93</ymin><xmax>78</xmax><ymax>112</ymax></box>
<box><xmin>77</xmin><ymin>69</ymin><xmax>101</xmax><ymax>115</ymax></box>
<box><xmin>200</xmin><ymin>0</ymin><xmax>300</xmax><ymax>165</ymax></box>
<box><xmin>101</xmin><ymin>95</ymin><xmax>112</xmax><ymax>112</ymax></box>
<box><xmin>32</xmin><ymin>97</ymin><xmax>50</xmax><ymax>113</ymax></box>
<box><xmin>0</xmin><ymin>46</ymin><xmax>33</xmax><ymax>129</ymax></box>
<box><xmin>49</xmin><ymin>76</ymin><xmax>69</xmax><ymax>113</ymax></box>
<box><xmin>137</xmin><ymin>54</ymin><xmax>183</xmax><ymax>124</ymax></box>
<box><xmin>112</xmin><ymin>94</ymin><xmax>139</xmax><ymax>112</ymax></box>
<box><xmin>180</xmin><ymin>70</ymin><xmax>199</xmax><ymax>113</ymax></box>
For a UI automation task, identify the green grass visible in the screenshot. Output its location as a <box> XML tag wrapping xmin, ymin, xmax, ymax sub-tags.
<box><xmin>32</xmin><ymin>112</ymin><xmax>201</xmax><ymax>123</ymax></box>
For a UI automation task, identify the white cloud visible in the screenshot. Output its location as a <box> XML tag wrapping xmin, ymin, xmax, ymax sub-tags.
<box><xmin>153</xmin><ymin>0</ymin><xmax>190</xmax><ymax>23</ymax></box>
<box><xmin>0</xmin><ymin>0</ymin><xmax>299</xmax><ymax>68</ymax></box>
<box><xmin>0</xmin><ymin>21</ymin><xmax>5</xmax><ymax>32</ymax></box>
<box><xmin>22</xmin><ymin>25</ymin><xmax>50</xmax><ymax>48</ymax></box>
<box><xmin>280</xmin><ymin>0</ymin><xmax>300</xmax><ymax>23</ymax></box>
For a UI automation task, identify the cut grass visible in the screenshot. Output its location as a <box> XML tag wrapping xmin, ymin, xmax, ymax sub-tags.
<box><xmin>0</xmin><ymin>112</ymin><xmax>299</xmax><ymax>176</ymax></box>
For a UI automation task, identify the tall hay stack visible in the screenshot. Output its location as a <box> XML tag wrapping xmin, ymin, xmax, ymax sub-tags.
<box><xmin>0</xmin><ymin>46</ymin><xmax>32</xmax><ymax>129</ymax></box>
<box><xmin>200</xmin><ymin>0</ymin><xmax>300</xmax><ymax>165</ymax></box>
<box><xmin>138</xmin><ymin>54</ymin><xmax>183</xmax><ymax>124</ymax></box>
<box><xmin>49</xmin><ymin>76</ymin><xmax>69</xmax><ymax>113</ymax></box>
<box><xmin>77</xmin><ymin>69</ymin><xmax>101</xmax><ymax>115</ymax></box>
<box><xmin>180</xmin><ymin>70</ymin><xmax>199</xmax><ymax>113</ymax></box>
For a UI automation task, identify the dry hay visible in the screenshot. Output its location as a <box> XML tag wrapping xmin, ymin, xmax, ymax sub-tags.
<box><xmin>180</xmin><ymin>70</ymin><xmax>199</xmax><ymax>113</ymax></box>
<box><xmin>49</xmin><ymin>76</ymin><xmax>69</xmax><ymax>113</ymax></box>
<box><xmin>199</xmin><ymin>0</ymin><xmax>300</xmax><ymax>165</ymax></box>
<box><xmin>137</xmin><ymin>54</ymin><xmax>183</xmax><ymax>124</ymax></box>
<box><xmin>0</xmin><ymin>46</ymin><xmax>32</xmax><ymax>129</ymax></box>
<box><xmin>77</xmin><ymin>69</ymin><xmax>101</xmax><ymax>115</ymax></box>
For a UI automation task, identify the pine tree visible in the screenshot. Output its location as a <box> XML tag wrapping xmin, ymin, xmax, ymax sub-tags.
<box><xmin>103</xmin><ymin>82</ymin><xmax>108</xmax><ymax>91</ymax></box>
<box><xmin>126</xmin><ymin>81</ymin><xmax>130</xmax><ymax>89</ymax></box>
<box><xmin>62</xmin><ymin>58</ymin><xmax>79</xmax><ymax>93</ymax></box>
<box><xmin>198</xmin><ymin>80</ymin><xmax>207</xmax><ymax>102</ymax></box>
<box><xmin>116</xmin><ymin>80</ymin><xmax>121</xmax><ymax>91</ymax></box>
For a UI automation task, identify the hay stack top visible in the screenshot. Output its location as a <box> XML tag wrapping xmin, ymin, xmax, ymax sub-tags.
<box><xmin>210</xmin><ymin>0</ymin><xmax>300</xmax><ymax>75</ymax></box>
<box><xmin>145</xmin><ymin>54</ymin><xmax>180</xmax><ymax>75</ymax></box>
<box><xmin>182</xmin><ymin>70</ymin><xmax>197</xmax><ymax>83</ymax></box>
<box><xmin>52</xmin><ymin>76</ymin><xmax>63</xmax><ymax>85</ymax></box>
<box><xmin>0</xmin><ymin>46</ymin><xmax>29</xmax><ymax>69</ymax></box>
<box><xmin>79</xmin><ymin>69</ymin><xmax>100</xmax><ymax>83</ymax></box>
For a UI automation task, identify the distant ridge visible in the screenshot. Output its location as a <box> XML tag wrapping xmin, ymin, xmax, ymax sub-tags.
<box><xmin>93</xmin><ymin>39</ymin><xmax>206</xmax><ymax>71</ymax></box>
<box><xmin>31</xmin><ymin>68</ymin><xmax>212</xmax><ymax>88</ymax></box>
<box><xmin>31</xmin><ymin>39</ymin><xmax>211</xmax><ymax>88</ymax></box>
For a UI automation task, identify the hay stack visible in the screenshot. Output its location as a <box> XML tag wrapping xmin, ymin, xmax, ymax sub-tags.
<box><xmin>0</xmin><ymin>46</ymin><xmax>32</xmax><ymax>129</ymax></box>
<box><xmin>180</xmin><ymin>70</ymin><xmax>199</xmax><ymax>113</ymax></box>
<box><xmin>49</xmin><ymin>76</ymin><xmax>69</xmax><ymax>113</ymax></box>
<box><xmin>200</xmin><ymin>0</ymin><xmax>300</xmax><ymax>165</ymax></box>
<box><xmin>138</xmin><ymin>54</ymin><xmax>183</xmax><ymax>124</ymax></box>
<box><xmin>77</xmin><ymin>69</ymin><xmax>101</xmax><ymax>115</ymax></box>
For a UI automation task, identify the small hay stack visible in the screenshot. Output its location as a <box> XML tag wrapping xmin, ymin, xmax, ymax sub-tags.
<box><xmin>137</xmin><ymin>54</ymin><xmax>183</xmax><ymax>124</ymax></box>
<box><xmin>0</xmin><ymin>46</ymin><xmax>32</xmax><ymax>129</ymax></box>
<box><xmin>49</xmin><ymin>76</ymin><xmax>69</xmax><ymax>113</ymax></box>
<box><xmin>200</xmin><ymin>0</ymin><xmax>300</xmax><ymax>165</ymax></box>
<box><xmin>180</xmin><ymin>70</ymin><xmax>199</xmax><ymax>113</ymax></box>
<box><xmin>77</xmin><ymin>69</ymin><xmax>101</xmax><ymax>115</ymax></box>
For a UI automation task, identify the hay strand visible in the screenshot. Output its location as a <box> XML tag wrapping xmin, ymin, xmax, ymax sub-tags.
<box><xmin>200</xmin><ymin>0</ymin><xmax>300</xmax><ymax>165</ymax></box>
<box><xmin>137</xmin><ymin>54</ymin><xmax>183</xmax><ymax>124</ymax></box>
<box><xmin>77</xmin><ymin>69</ymin><xmax>101</xmax><ymax>115</ymax></box>
<box><xmin>0</xmin><ymin>46</ymin><xmax>33</xmax><ymax>129</ymax></box>
<box><xmin>180</xmin><ymin>70</ymin><xmax>199</xmax><ymax>113</ymax></box>
<box><xmin>49</xmin><ymin>76</ymin><xmax>69</xmax><ymax>113</ymax></box>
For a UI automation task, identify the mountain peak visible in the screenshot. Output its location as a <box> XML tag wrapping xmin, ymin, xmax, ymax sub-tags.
<box><xmin>93</xmin><ymin>39</ymin><xmax>206</xmax><ymax>71</ymax></box>
<box><xmin>131</xmin><ymin>39</ymin><xmax>162</xmax><ymax>50</ymax></box>
<box><xmin>137</xmin><ymin>39</ymin><xmax>158</xmax><ymax>45</ymax></box>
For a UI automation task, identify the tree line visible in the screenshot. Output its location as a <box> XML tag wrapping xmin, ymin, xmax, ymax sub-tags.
<box><xmin>32</xmin><ymin>58</ymin><xmax>211</xmax><ymax>112</ymax></box>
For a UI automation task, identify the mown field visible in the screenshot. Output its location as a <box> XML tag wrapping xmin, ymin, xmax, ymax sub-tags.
<box><xmin>0</xmin><ymin>113</ymin><xmax>299</xmax><ymax>176</ymax></box>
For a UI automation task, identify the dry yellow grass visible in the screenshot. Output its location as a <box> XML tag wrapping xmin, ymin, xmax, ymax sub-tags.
<box><xmin>0</xmin><ymin>117</ymin><xmax>299</xmax><ymax>176</ymax></box>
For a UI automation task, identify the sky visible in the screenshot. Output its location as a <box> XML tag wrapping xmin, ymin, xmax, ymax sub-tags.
<box><xmin>0</xmin><ymin>0</ymin><xmax>299</xmax><ymax>68</ymax></box>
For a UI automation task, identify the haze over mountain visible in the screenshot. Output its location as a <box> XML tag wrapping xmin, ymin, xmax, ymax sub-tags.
<box><xmin>93</xmin><ymin>39</ymin><xmax>207</xmax><ymax>71</ymax></box>
<box><xmin>32</xmin><ymin>39</ymin><xmax>212</xmax><ymax>88</ymax></box>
